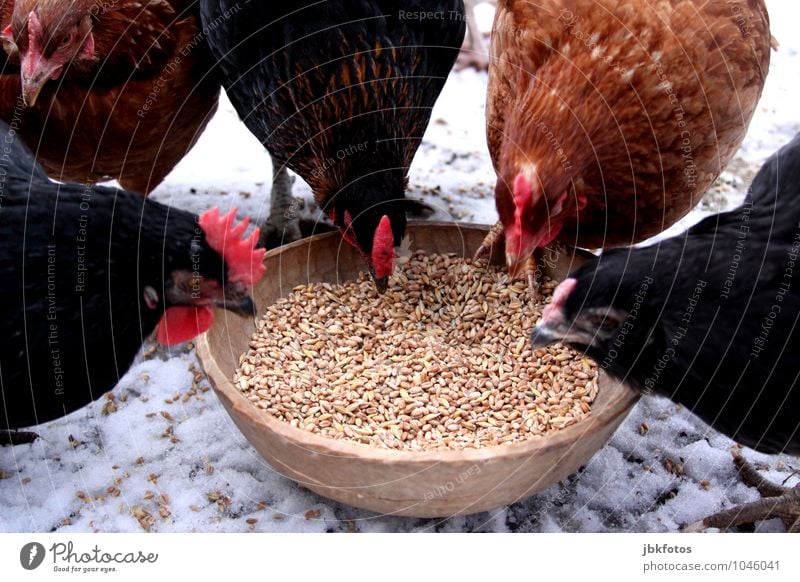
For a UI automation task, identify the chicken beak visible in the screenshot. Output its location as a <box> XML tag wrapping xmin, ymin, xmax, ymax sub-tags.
<box><xmin>20</xmin><ymin>53</ymin><xmax>61</xmax><ymax>107</ymax></box>
<box><xmin>530</xmin><ymin>321</ymin><xmax>568</xmax><ymax>349</ymax></box>
<box><xmin>216</xmin><ymin>285</ymin><xmax>257</xmax><ymax>318</ymax></box>
<box><xmin>506</xmin><ymin>245</ymin><xmax>535</xmax><ymax>279</ymax></box>
<box><xmin>530</xmin><ymin>320</ymin><xmax>596</xmax><ymax>350</ymax></box>
<box><xmin>504</xmin><ymin>226</ymin><xmax>537</xmax><ymax>279</ymax></box>
<box><xmin>507</xmin><ymin>254</ymin><xmax>526</xmax><ymax>279</ymax></box>
<box><xmin>230</xmin><ymin>296</ymin><xmax>256</xmax><ymax>317</ymax></box>
<box><xmin>373</xmin><ymin>275</ymin><xmax>389</xmax><ymax>294</ymax></box>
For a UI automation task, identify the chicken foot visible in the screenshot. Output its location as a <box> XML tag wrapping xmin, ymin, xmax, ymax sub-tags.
<box><xmin>261</xmin><ymin>157</ymin><xmax>303</xmax><ymax>249</ymax></box>
<box><xmin>684</xmin><ymin>453</ymin><xmax>800</xmax><ymax>532</ymax></box>
<box><xmin>474</xmin><ymin>221</ymin><xmax>541</xmax><ymax>300</ymax></box>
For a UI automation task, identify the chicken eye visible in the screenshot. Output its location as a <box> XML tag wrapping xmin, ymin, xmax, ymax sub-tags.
<box><xmin>60</xmin><ymin>32</ymin><xmax>75</xmax><ymax>47</ymax></box>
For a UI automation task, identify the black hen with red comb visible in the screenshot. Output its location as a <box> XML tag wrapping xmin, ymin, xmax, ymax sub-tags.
<box><xmin>531</xmin><ymin>134</ymin><xmax>800</xmax><ymax>456</ymax></box>
<box><xmin>0</xmin><ymin>120</ymin><xmax>264</xmax><ymax>432</ymax></box>
<box><xmin>199</xmin><ymin>0</ymin><xmax>466</xmax><ymax>290</ymax></box>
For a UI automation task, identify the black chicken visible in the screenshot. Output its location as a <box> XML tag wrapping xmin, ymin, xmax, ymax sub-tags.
<box><xmin>200</xmin><ymin>1</ymin><xmax>466</xmax><ymax>290</ymax></box>
<box><xmin>530</xmin><ymin>134</ymin><xmax>800</xmax><ymax>530</ymax></box>
<box><xmin>0</xmin><ymin>120</ymin><xmax>265</xmax><ymax>439</ymax></box>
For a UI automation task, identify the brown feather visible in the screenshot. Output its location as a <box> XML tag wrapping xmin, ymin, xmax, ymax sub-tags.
<box><xmin>489</xmin><ymin>0</ymin><xmax>772</xmax><ymax>248</ymax></box>
<box><xmin>0</xmin><ymin>0</ymin><xmax>218</xmax><ymax>194</ymax></box>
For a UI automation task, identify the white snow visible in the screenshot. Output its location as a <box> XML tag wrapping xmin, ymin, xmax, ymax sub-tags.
<box><xmin>1</xmin><ymin>0</ymin><xmax>798</xmax><ymax>533</ymax></box>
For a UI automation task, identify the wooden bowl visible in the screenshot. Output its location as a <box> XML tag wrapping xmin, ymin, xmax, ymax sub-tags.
<box><xmin>197</xmin><ymin>222</ymin><xmax>639</xmax><ymax>517</ymax></box>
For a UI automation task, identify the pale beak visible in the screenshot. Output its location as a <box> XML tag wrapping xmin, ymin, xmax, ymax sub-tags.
<box><xmin>530</xmin><ymin>319</ymin><xmax>597</xmax><ymax>350</ymax></box>
<box><xmin>506</xmin><ymin>244</ymin><xmax>535</xmax><ymax>279</ymax></box>
<box><xmin>506</xmin><ymin>214</ymin><xmax>565</xmax><ymax>278</ymax></box>
<box><xmin>530</xmin><ymin>320</ymin><xmax>569</xmax><ymax>348</ymax></box>
<box><xmin>20</xmin><ymin>53</ymin><xmax>62</xmax><ymax>106</ymax></box>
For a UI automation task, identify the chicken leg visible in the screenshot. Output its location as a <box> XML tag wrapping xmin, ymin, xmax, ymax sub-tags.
<box><xmin>475</xmin><ymin>220</ymin><xmax>542</xmax><ymax>300</ymax></box>
<box><xmin>261</xmin><ymin>157</ymin><xmax>303</xmax><ymax>249</ymax></box>
<box><xmin>685</xmin><ymin>454</ymin><xmax>800</xmax><ymax>532</ymax></box>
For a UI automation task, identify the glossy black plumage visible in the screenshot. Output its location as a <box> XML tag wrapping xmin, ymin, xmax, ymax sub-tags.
<box><xmin>0</xmin><ymin>121</ymin><xmax>226</xmax><ymax>430</ymax></box>
<box><xmin>199</xmin><ymin>0</ymin><xmax>465</xmax><ymax>255</ymax></box>
<box><xmin>533</xmin><ymin>134</ymin><xmax>800</xmax><ymax>455</ymax></box>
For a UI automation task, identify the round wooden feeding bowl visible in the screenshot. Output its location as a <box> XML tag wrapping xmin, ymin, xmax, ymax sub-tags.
<box><xmin>197</xmin><ymin>222</ymin><xmax>639</xmax><ymax>517</ymax></box>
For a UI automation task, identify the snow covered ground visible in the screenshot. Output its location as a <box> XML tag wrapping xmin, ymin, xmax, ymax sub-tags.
<box><xmin>1</xmin><ymin>1</ymin><xmax>799</xmax><ymax>533</ymax></box>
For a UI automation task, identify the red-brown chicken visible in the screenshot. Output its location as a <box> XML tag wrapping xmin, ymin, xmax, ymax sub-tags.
<box><xmin>0</xmin><ymin>0</ymin><xmax>219</xmax><ymax>194</ymax></box>
<box><xmin>480</xmin><ymin>0</ymin><xmax>772</xmax><ymax>295</ymax></box>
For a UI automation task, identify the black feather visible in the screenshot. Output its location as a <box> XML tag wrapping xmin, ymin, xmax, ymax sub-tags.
<box><xmin>200</xmin><ymin>0</ymin><xmax>465</xmax><ymax>255</ymax></box>
<box><xmin>0</xmin><ymin>121</ymin><xmax>225</xmax><ymax>429</ymax></box>
<box><xmin>553</xmin><ymin>135</ymin><xmax>800</xmax><ymax>455</ymax></box>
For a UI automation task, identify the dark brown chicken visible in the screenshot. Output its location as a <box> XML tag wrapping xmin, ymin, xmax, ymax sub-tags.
<box><xmin>200</xmin><ymin>1</ymin><xmax>466</xmax><ymax>289</ymax></box>
<box><xmin>479</xmin><ymin>0</ymin><xmax>772</xmax><ymax>295</ymax></box>
<box><xmin>0</xmin><ymin>0</ymin><xmax>219</xmax><ymax>194</ymax></box>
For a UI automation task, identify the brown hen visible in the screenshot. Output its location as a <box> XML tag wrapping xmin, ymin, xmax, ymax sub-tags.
<box><xmin>0</xmin><ymin>0</ymin><xmax>219</xmax><ymax>194</ymax></box>
<box><xmin>481</xmin><ymin>0</ymin><xmax>772</xmax><ymax>293</ymax></box>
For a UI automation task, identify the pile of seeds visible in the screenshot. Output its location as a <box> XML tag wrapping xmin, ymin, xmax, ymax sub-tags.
<box><xmin>235</xmin><ymin>251</ymin><xmax>598</xmax><ymax>451</ymax></box>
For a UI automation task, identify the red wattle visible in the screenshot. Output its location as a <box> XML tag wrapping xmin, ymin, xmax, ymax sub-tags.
<box><xmin>537</xmin><ymin>220</ymin><xmax>564</xmax><ymax>248</ymax></box>
<box><xmin>340</xmin><ymin>211</ymin><xmax>359</xmax><ymax>248</ymax></box>
<box><xmin>156</xmin><ymin>306</ymin><xmax>215</xmax><ymax>346</ymax></box>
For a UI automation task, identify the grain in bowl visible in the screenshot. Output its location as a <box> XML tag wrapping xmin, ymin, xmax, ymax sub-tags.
<box><xmin>234</xmin><ymin>251</ymin><xmax>598</xmax><ymax>451</ymax></box>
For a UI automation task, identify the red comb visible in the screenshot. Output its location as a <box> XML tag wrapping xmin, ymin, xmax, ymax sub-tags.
<box><xmin>371</xmin><ymin>215</ymin><xmax>396</xmax><ymax>279</ymax></box>
<box><xmin>373</xmin><ymin>215</ymin><xmax>394</xmax><ymax>253</ymax></box>
<box><xmin>198</xmin><ymin>208</ymin><xmax>266</xmax><ymax>286</ymax></box>
<box><xmin>542</xmin><ymin>278</ymin><xmax>577</xmax><ymax>323</ymax></box>
<box><xmin>513</xmin><ymin>173</ymin><xmax>533</xmax><ymax>208</ymax></box>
